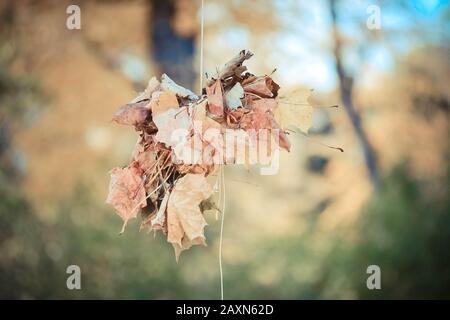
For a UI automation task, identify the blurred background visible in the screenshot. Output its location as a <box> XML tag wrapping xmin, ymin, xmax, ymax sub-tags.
<box><xmin>0</xmin><ymin>0</ymin><xmax>449</xmax><ymax>299</ymax></box>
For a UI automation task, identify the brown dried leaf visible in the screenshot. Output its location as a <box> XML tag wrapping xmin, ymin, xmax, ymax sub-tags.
<box><xmin>134</xmin><ymin>147</ymin><xmax>157</xmax><ymax>173</ymax></box>
<box><xmin>106</xmin><ymin>163</ymin><xmax>147</xmax><ymax>230</ymax></box>
<box><xmin>167</xmin><ymin>174</ymin><xmax>213</xmax><ymax>260</ymax></box>
<box><xmin>243</xmin><ymin>76</ymin><xmax>280</xmax><ymax>98</ymax></box>
<box><xmin>241</xmin><ymin>99</ymin><xmax>276</xmax><ymax>131</ymax></box>
<box><xmin>112</xmin><ymin>100</ymin><xmax>150</xmax><ymax>127</ymax></box>
<box><xmin>242</xmin><ymin>99</ymin><xmax>291</xmax><ymax>152</ymax></box>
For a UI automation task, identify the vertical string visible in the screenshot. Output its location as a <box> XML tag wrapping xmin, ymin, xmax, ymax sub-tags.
<box><xmin>199</xmin><ymin>0</ymin><xmax>225</xmax><ymax>300</ymax></box>
<box><xmin>199</xmin><ymin>0</ymin><xmax>204</xmax><ymax>94</ymax></box>
<box><xmin>219</xmin><ymin>165</ymin><xmax>226</xmax><ymax>300</ymax></box>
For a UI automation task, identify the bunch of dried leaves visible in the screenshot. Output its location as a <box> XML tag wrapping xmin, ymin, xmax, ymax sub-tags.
<box><xmin>106</xmin><ymin>50</ymin><xmax>315</xmax><ymax>260</ymax></box>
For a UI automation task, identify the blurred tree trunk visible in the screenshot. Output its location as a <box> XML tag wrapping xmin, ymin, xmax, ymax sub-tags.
<box><xmin>149</xmin><ymin>0</ymin><xmax>195</xmax><ymax>90</ymax></box>
<box><xmin>329</xmin><ymin>0</ymin><xmax>381</xmax><ymax>190</ymax></box>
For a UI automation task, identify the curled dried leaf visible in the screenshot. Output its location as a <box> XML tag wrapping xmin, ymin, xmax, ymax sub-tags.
<box><xmin>243</xmin><ymin>76</ymin><xmax>280</xmax><ymax>98</ymax></box>
<box><xmin>112</xmin><ymin>100</ymin><xmax>150</xmax><ymax>127</ymax></box>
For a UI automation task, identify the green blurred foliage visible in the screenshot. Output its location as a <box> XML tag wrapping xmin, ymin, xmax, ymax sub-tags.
<box><xmin>322</xmin><ymin>163</ymin><xmax>450</xmax><ymax>299</ymax></box>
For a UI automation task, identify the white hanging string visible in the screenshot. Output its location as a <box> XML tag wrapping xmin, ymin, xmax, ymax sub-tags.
<box><xmin>199</xmin><ymin>0</ymin><xmax>205</xmax><ymax>93</ymax></box>
<box><xmin>218</xmin><ymin>165</ymin><xmax>226</xmax><ymax>300</ymax></box>
<box><xmin>199</xmin><ymin>0</ymin><xmax>226</xmax><ymax>301</ymax></box>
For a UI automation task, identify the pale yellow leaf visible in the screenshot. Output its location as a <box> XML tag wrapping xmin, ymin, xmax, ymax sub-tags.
<box><xmin>275</xmin><ymin>88</ymin><xmax>315</xmax><ymax>134</ymax></box>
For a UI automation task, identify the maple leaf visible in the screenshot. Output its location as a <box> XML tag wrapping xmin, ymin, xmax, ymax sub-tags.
<box><xmin>167</xmin><ymin>174</ymin><xmax>213</xmax><ymax>261</ymax></box>
<box><xmin>106</xmin><ymin>162</ymin><xmax>147</xmax><ymax>232</ymax></box>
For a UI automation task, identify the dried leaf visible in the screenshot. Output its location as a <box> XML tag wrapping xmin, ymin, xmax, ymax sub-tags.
<box><xmin>276</xmin><ymin>102</ymin><xmax>314</xmax><ymax>134</ymax></box>
<box><xmin>243</xmin><ymin>76</ymin><xmax>280</xmax><ymax>98</ymax></box>
<box><xmin>207</xmin><ymin>50</ymin><xmax>253</xmax><ymax>86</ymax></box>
<box><xmin>112</xmin><ymin>100</ymin><xmax>150</xmax><ymax>127</ymax></box>
<box><xmin>241</xmin><ymin>99</ymin><xmax>291</xmax><ymax>152</ymax></box>
<box><xmin>134</xmin><ymin>147</ymin><xmax>156</xmax><ymax>173</ymax></box>
<box><xmin>106</xmin><ymin>163</ymin><xmax>147</xmax><ymax>230</ymax></box>
<box><xmin>167</xmin><ymin>174</ymin><xmax>213</xmax><ymax>260</ymax></box>
<box><xmin>239</xmin><ymin>99</ymin><xmax>274</xmax><ymax>132</ymax></box>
